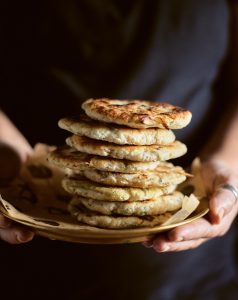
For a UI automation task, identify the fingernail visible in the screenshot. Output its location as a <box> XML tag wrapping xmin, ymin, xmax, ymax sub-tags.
<box><xmin>0</xmin><ymin>218</ymin><xmax>11</xmax><ymax>228</ymax></box>
<box><xmin>143</xmin><ymin>241</ymin><xmax>153</xmax><ymax>248</ymax></box>
<box><xmin>17</xmin><ymin>231</ymin><xmax>34</xmax><ymax>243</ymax></box>
<box><xmin>169</xmin><ymin>232</ymin><xmax>183</xmax><ymax>242</ymax></box>
<box><xmin>174</xmin><ymin>236</ymin><xmax>183</xmax><ymax>242</ymax></box>
<box><xmin>218</xmin><ymin>208</ymin><xmax>225</xmax><ymax>220</ymax></box>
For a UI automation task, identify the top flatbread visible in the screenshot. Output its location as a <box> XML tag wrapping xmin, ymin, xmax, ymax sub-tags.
<box><xmin>82</xmin><ymin>98</ymin><xmax>192</xmax><ymax>129</ymax></box>
<box><xmin>58</xmin><ymin>115</ymin><xmax>175</xmax><ymax>145</ymax></box>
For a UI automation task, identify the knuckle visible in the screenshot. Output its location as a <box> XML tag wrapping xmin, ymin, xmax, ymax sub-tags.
<box><xmin>7</xmin><ymin>239</ymin><xmax>21</xmax><ymax>245</ymax></box>
<box><xmin>206</xmin><ymin>231</ymin><xmax>215</xmax><ymax>238</ymax></box>
<box><xmin>0</xmin><ymin>215</ymin><xmax>11</xmax><ymax>228</ymax></box>
<box><xmin>217</xmin><ymin>231</ymin><xmax>225</xmax><ymax>237</ymax></box>
<box><xmin>213</xmin><ymin>224</ymin><xmax>229</xmax><ymax>237</ymax></box>
<box><xmin>0</xmin><ymin>228</ymin><xmax>24</xmax><ymax>244</ymax></box>
<box><xmin>224</xmin><ymin>203</ymin><xmax>235</xmax><ymax>215</ymax></box>
<box><xmin>169</xmin><ymin>230</ymin><xmax>181</xmax><ymax>241</ymax></box>
<box><xmin>217</xmin><ymin>227</ymin><xmax>229</xmax><ymax>237</ymax></box>
<box><xmin>208</xmin><ymin>227</ymin><xmax>219</xmax><ymax>237</ymax></box>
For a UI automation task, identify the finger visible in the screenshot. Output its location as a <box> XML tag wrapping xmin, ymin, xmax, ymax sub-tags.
<box><xmin>0</xmin><ymin>214</ymin><xmax>12</xmax><ymax>228</ymax></box>
<box><xmin>152</xmin><ymin>236</ymin><xmax>207</xmax><ymax>252</ymax></box>
<box><xmin>210</xmin><ymin>188</ymin><xmax>238</xmax><ymax>224</ymax></box>
<box><xmin>142</xmin><ymin>240</ymin><xmax>153</xmax><ymax>248</ymax></box>
<box><xmin>0</xmin><ymin>224</ymin><xmax>34</xmax><ymax>244</ymax></box>
<box><xmin>167</xmin><ymin>218</ymin><xmax>213</xmax><ymax>242</ymax></box>
<box><xmin>143</xmin><ymin>218</ymin><xmax>213</xmax><ymax>248</ymax></box>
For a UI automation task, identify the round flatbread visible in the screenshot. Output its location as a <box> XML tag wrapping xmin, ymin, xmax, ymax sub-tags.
<box><xmin>68</xmin><ymin>200</ymin><xmax>173</xmax><ymax>229</ymax></box>
<box><xmin>58</xmin><ymin>115</ymin><xmax>175</xmax><ymax>145</ymax></box>
<box><xmin>66</xmin><ymin>135</ymin><xmax>187</xmax><ymax>162</ymax></box>
<box><xmin>47</xmin><ymin>146</ymin><xmax>174</xmax><ymax>173</ymax></box>
<box><xmin>47</xmin><ymin>146</ymin><xmax>91</xmax><ymax>170</ymax></box>
<box><xmin>83</xmin><ymin>168</ymin><xmax>187</xmax><ymax>188</ymax></box>
<box><xmin>62</xmin><ymin>177</ymin><xmax>176</xmax><ymax>201</ymax></box>
<box><xmin>89</xmin><ymin>157</ymin><xmax>167</xmax><ymax>173</ymax></box>
<box><xmin>72</xmin><ymin>191</ymin><xmax>184</xmax><ymax>216</ymax></box>
<box><xmin>82</xmin><ymin>98</ymin><xmax>192</xmax><ymax>129</ymax></box>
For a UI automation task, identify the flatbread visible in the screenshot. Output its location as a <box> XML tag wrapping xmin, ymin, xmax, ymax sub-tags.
<box><xmin>68</xmin><ymin>200</ymin><xmax>173</xmax><ymax>229</ymax></box>
<box><xmin>82</xmin><ymin>98</ymin><xmax>192</xmax><ymax>129</ymax></box>
<box><xmin>47</xmin><ymin>146</ymin><xmax>174</xmax><ymax>173</ymax></box>
<box><xmin>88</xmin><ymin>157</ymin><xmax>167</xmax><ymax>173</ymax></box>
<box><xmin>83</xmin><ymin>168</ymin><xmax>187</xmax><ymax>188</ymax></box>
<box><xmin>58</xmin><ymin>115</ymin><xmax>175</xmax><ymax>145</ymax></box>
<box><xmin>66</xmin><ymin>135</ymin><xmax>187</xmax><ymax>162</ymax></box>
<box><xmin>62</xmin><ymin>177</ymin><xmax>176</xmax><ymax>201</ymax></box>
<box><xmin>47</xmin><ymin>146</ymin><xmax>90</xmax><ymax>170</ymax></box>
<box><xmin>72</xmin><ymin>191</ymin><xmax>184</xmax><ymax>216</ymax></box>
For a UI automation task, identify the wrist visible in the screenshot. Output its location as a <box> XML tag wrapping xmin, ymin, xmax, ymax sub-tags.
<box><xmin>202</xmin><ymin>151</ymin><xmax>238</xmax><ymax>172</ymax></box>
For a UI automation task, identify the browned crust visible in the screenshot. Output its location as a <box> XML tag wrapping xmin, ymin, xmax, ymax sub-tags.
<box><xmin>65</xmin><ymin>135</ymin><xmax>187</xmax><ymax>162</ymax></box>
<box><xmin>47</xmin><ymin>146</ymin><xmax>91</xmax><ymax>170</ymax></box>
<box><xmin>82</xmin><ymin>98</ymin><xmax>192</xmax><ymax>129</ymax></box>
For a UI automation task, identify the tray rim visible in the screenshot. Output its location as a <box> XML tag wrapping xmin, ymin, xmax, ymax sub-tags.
<box><xmin>0</xmin><ymin>198</ymin><xmax>209</xmax><ymax>243</ymax></box>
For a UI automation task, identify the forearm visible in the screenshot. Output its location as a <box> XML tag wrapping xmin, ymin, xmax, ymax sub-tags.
<box><xmin>0</xmin><ymin>111</ymin><xmax>34</xmax><ymax>242</ymax></box>
<box><xmin>0</xmin><ymin>110</ymin><xmax>32</xmax><ymax>162</ymax></box>
<box><xmin>201</xmin><ymin>99</ymin><xmax>238</xmax><ymax>168</ymax></box>
<box><xmin>211</xmin><ymin>103</ymin><xmax>238</xmax><ymax>166</ymax></box>
<box><xmin>201</xmin><ymin>2</ymin><xmax>238</xmax><ymax>169</ymax></box>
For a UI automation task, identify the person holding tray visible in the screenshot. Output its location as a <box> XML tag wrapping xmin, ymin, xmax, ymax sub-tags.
<box><xmin>1</xmin><ymin>1</ymin><xmax>238</xmax><ymax>299</ymax></box>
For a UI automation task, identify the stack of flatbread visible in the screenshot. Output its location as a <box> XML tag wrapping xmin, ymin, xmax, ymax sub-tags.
<box><xmin>48</xmin><ymin>99</ymin><xmax>192</xmax><ymax>229</ymax></box>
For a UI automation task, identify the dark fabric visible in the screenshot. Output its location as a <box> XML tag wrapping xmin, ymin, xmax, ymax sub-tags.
<box><xmin>1</xmin><ymin>0</ymin><xmax>229</xmax><ymax>155</ymax></box>
<box><xmin>0</xmin><ymin>225</ymin><xmax>237</xmax><ymax>300</ymax></box>
<box><xmin>1</xmin><ymin>1</ymin><xmax>238</xmax><ymax>299</ymax></box>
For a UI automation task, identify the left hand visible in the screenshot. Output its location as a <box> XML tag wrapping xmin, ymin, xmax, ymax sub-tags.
<box><xmin>0</xmin><ymin>213</ymin><xmax>34</xmax><ymax>244</ymax></box>
<box><xmin>0</xmin><ymin>142</ymin><xmax>35</xmax><ymax>244</ymax></box>
<box><xmin>144</xmin><ymin>158</ymin><xmax>238</xmax><ymax>252</ymax></box>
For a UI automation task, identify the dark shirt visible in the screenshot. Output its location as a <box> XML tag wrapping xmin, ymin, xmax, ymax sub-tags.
<box><xmin>2</xmin><ymin>1</ymin><xmax>229</xmax><ymax>154</ymax></box>
<box><xmin>1</xmin><ymin>1</ymin><xmax>238</xmax><ymax>299</ymax></box>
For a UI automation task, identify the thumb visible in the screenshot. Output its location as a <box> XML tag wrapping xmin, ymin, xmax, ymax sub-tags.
<box><xmin>209</xmin><ymin>184</ymin><xmax>238</xmax><ymax>224</ymax></box>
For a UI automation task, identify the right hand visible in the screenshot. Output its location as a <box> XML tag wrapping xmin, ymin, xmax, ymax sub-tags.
<box><xmin>0</xmin><ymin>142</ymin><xmax>34</xmax><ymax>244</ymax></box>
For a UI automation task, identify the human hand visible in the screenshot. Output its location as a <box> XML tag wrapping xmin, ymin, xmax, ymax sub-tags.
<box><xmin>0</xmin><ymin>214</ymin><xmax>34</xmax><ymax>244</ymax></box>
<box><xmin>144</xmin><ymin>158</ymin><xmax>238</xmax><ymax>252</ymax></box>
<box><xmin>0</xmin><ymin>142</ymin><xmax>34</xmax><ymax>244</ymax></box>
